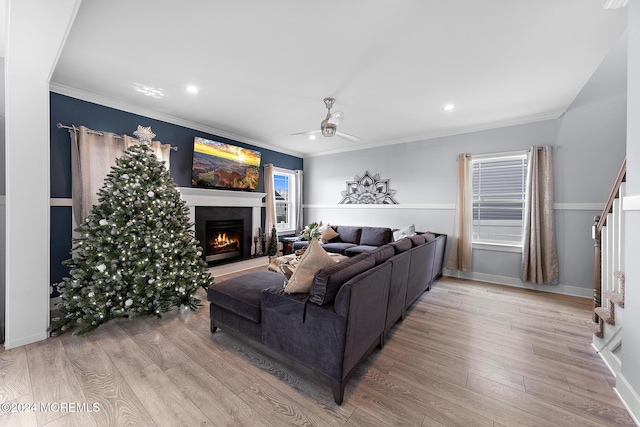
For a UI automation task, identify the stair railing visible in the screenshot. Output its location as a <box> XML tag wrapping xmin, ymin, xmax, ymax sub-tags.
<box><xmin>592</xmin><ymin>158</ymin><xmax>626</xmax><ymax>333</ymax></box>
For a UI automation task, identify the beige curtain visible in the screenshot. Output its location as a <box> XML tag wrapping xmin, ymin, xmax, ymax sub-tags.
<box><xmin>446</xmin><ymin>154</ymin><xmax>473</xmax><ymax>271</ymax></box>
<box><xmin>521</xmin><ymin>146</ymin><xmax>559</xmax><ymax>284</ymax></box>
<box><xmin>70</xmin><ymin>126</ymin><xmax>171</xmax><ymax>224</ymax></box>
<box><xmin>295</xmin><ymin>169</ymin><xmax>304</xmax><ymax>234</ymax></box>
<box><xmin>264</xmin><ymin>164</ymin><xmax>278</xmax><ymax>241</ymax></box>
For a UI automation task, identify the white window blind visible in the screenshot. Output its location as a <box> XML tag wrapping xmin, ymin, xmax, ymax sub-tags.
<box><xmin>472</xmin><ymin>152</ymin><xmax>528</xmax><ymax>246</ymax></box>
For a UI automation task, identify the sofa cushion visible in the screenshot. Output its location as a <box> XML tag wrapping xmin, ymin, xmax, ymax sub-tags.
<box><xmin>309</xmin><ymin>253</ymin><xmax>376</xmax><ymax>305</ymax></box>
<box><xmin>389</xmin><ymin>237</ymin><xmax>412</xmax><ymax>254</ymax></box>
<box><xmin>285</xmin><ymin>239</ymin><xmax>338</xmax><ymax>294</ymax></box>
<box><xmin>320</xmin><ymin>226</ymin><xmax>340</xmax><ymax>243</ymax></box>
<box><xmin>359</xmin><ymin>227</ymin><xmax>392</xmax><ymax>246</ymax></box>
<box><xmin>393</xmin><ymin>224</ymin><xmax>416</xmax><ymax>241</ymax></box>
<box><xmin>321</xmin><ymin>242</ymin><xmax>358</xmax><ymax>254</ymax></box>
<box><xmin>368</xmin><ymin>244</ymin><xmax>396</xmax><ymax>265</ymax></box>
<box><xmin>334</xmin><ymin>226</ymin><xmax>362</xmax><ymax>244</ymax></box>
<box><xmin>207</xmin><ymin>270</ymin><xmax>284</xmax><ymax>323</ymax></box>
<box><xmin>409</xmin><ymin>234</ymin><xmax>427</xmax><ymax>246</ymax></box>
<box><xmin>292</xmin><ymin>240</ymin><xmax>309</xmax><ymax>251</ymax></box>
<box><xmin>344</xmin><ymin>245</ymin><xmax>379</xmax><ymax>257</ymax></box>
<box><xmin>423</xmin><ymin>231</ymin><xmax>437</xmax><ymax>242</ymax></box>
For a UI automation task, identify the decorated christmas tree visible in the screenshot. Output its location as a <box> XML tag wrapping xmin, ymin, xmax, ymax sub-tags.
<box><xmin>50</xmin><ymin>126</ymin><xmax>213</xmax><ymax>335</ymax></box>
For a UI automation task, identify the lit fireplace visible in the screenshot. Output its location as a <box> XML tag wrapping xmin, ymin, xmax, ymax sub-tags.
<box><xmin>205</xmin><ymin>219</ymin><xmax>243</xmax><ymax>263</ymax></box>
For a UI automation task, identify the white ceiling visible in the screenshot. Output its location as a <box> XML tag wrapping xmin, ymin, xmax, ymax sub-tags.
<box><xmin>50</xmin><ymin>0</ymin><xmax>627</xmax><ymax>158</ymax></box>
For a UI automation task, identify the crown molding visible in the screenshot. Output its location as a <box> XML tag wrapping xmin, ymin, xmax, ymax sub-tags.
<box><xmin>49</xmin><ymin>82</ymin><xmax>306</xmax><ymax>159</ymax></box>
<box><xmin>306</xmin><ymin>109</ymin><xmax>566</xmax><ymax>158</ymax></box>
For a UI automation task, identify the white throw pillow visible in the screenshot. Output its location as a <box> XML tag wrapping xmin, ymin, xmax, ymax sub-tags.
<box><xmin>393</xmin><ymin>224</ymin><xmax>416</xmax><ymax>241</ymax></box>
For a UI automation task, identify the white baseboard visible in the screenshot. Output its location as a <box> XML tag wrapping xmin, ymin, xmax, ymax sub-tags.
<box><xmin>3</xmin><ymin>332</ymin><xmax>49</xmax><ymax>350</ymax></box>
<box><xmin>442</xmin><ymin>269</ymin><xmax>592</xmax><ymax>298</ymax></box>
<box><xmin>615</xmin><ymin>374</ymin><xmax>640</xmax><ymax>426</ymax></box>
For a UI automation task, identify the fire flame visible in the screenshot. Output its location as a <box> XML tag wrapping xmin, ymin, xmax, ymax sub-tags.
<box><xmin>211</xmin><ymin>232</ymin><xmax>238</xmax><ymax>249</ymax></box>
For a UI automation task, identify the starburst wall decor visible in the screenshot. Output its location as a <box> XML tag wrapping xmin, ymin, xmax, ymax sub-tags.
<box><xmin>339</xmin><ymin>171</ymin><xmax>398</xmax><ymax>204</ymax></box>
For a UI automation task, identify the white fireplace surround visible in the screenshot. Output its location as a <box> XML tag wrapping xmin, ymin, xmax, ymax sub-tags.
<box><xmin>178</xmin><ymin>187</ymin><xmax>269</xmax><ymax>274</ymax></box>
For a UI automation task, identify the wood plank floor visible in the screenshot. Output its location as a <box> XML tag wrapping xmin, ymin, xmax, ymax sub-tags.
<box><xmin>0</xmin><ymin>270</ymin><xmax>635</xmax><ymax>426</ymax></box>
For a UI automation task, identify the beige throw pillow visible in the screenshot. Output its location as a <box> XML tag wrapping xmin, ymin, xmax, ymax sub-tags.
<box><xmin>284</xmin><ymin>239</ymin><xmax>337</xmax><ymax>293</ymax></box>
<box><xmin>320</xmin><ymin>226</ymin><xmax>339</xmax><ymax>244</ymax></box>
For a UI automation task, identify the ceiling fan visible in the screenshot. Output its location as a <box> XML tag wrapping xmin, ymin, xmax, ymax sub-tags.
<box><xmin>291</xmin><ymin>98</ymin><xmax>361</xmax><ymax>142</ymax></box>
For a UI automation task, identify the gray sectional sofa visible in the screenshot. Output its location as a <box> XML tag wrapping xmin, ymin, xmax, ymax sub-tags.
<box><xmin>207</xmin><ymin>231</ymin><xmax>447</xmax><ymax>404</ymax></box>
<box><xmin>292</xmin><ymin>225</ymin><xmax>394</xmax><ymax>256</ymax></box>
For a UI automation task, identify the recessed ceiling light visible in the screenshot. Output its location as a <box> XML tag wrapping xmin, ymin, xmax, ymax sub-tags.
<box><xmin>185</xmin><ymin>85</ymin><xmax>200</xmax><ymax>94</ymax></box>
<box><xmin>309</xmin><ymin>135</ymin><xmax>316</xmax><ymax>140</ymax></box>
<box><xmin>443</xmin><ymin>104</ymin><xmax>456</xmax><ymax>111</ymax></box>
<box><xmin>133</xmin><ymin>83</ymin><xmax>164</xmax><ymax>99</ymax></box>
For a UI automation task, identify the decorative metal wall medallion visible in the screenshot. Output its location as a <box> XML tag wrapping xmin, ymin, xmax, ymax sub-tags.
<box><xmin>339</xmin><ymin>171</ymin><xmax>398</xmax><ymax>204</ymax></box>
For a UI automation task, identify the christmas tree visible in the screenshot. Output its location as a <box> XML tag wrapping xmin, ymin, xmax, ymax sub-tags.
<box><xmin>50</xmin><ymin>126</ymin><xmax>213</xmax><ymax>335</ymax></box>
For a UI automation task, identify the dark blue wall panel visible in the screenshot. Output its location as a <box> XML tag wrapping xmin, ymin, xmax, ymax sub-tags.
<box><xmin>50</xmin><ymin>92</ymin><xmax>303</xmax><ymax>198</ymax></box>
<box><xmin>50</xmin><ymin>206</ymin><xmax>72</xmax><ymax>297</ymax></box>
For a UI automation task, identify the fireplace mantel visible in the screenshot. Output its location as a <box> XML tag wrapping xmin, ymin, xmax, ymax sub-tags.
<box><xmin>178</xmin><ymin>187</ymin><xmax>266</xmax><ymax>208</ymax></box>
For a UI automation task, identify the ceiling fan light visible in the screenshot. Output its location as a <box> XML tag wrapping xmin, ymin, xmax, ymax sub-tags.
<box><xmin>322</xmin><ymin>123</ymin><xmax>337</xmax><ymax>137</ymax></box>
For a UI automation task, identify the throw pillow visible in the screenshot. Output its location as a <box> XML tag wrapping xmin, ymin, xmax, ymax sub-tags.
<box><xmin>284</xmin><ymin>239</ymin><xmax>337</xmax><ymax>293</ymax></box>
<box><xmin>393</xmin><ymin>224</ymin><xmax>416</xmax><ymax>241</ymax></box>
<box><xmin>320</xmin><ymin>226</ymin><xmax>339</xmax><ymax>244</ymax></box>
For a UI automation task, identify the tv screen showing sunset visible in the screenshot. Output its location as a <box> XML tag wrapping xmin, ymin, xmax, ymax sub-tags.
<box><xmin>191</xmin><ymin>137</ymin><xmax>261</xmax><ymax>190</ymax></box>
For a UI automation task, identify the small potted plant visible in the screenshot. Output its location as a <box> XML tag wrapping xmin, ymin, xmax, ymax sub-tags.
<box><xmin>268</xmin><ymin>225</ymin><xmax>278</xmax><ymax>261</ymax></box>
<box><xmin>300</xmin><ymin>221</ymin><xmax>322</xmax><ymax>241</ymax></box>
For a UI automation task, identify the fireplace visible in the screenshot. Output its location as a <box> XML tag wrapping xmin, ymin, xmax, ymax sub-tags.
<box><xmin>194</xmin><ymin>205</ymin><xmax>254</xmax><ymax>266</ymax></box>
<box><xmin>205</xmin><ymin>220</ymin><xmax>243</xmax><ymax>263</ymax></box>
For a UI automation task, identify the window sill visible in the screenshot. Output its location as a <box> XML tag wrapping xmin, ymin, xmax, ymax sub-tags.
<box><xmin>276</xmin><ymin>228</ymin><xmax>296</xmax><ymax>236</ymax></box>
<box><xmin>472</xmin><ymin>242</ymin><xmax>522</xmax><ymax>253</ymax></box>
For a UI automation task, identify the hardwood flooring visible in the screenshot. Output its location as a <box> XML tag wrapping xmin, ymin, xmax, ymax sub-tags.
<box><xmin>0</xmin><ymin>270</ymin><xmax>635</xmax><ymax>426</ymax></box>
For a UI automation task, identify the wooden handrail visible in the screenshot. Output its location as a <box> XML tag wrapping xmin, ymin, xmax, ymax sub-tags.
<box><xmin>592</xmin><ymin>157</ymin><xmax>626</xmax><ymax>323</ymax></box>
<box><xmin>595</xmin><ymin>157</ymin><xmax>627</xmax><ymax>235</ymax></box>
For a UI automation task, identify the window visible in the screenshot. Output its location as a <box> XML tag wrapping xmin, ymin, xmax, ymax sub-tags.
<box><xmin>472</xmin><ymin>152</ymin><xmax>528</xmax><ymax>246</ymax></box>
<box><xmin>273</xmin><ymin>168</ymin><xmax>297</xmax><ymax>233</ymax></box>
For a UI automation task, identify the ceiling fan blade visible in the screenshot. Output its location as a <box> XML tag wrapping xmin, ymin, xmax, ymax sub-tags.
<box><xmin>328</xmin><ymin>111</ymin><xmax>344</xmax><ymax>125</ymax></box>
<box><xmin>289</xmin><ymin>130</ymin><xmax>321</xmax><ymax>136</ymax></box>
<box><xmin>335</xmin><ymin>131</ymin><xmax>361</xmax><ymax>142</ymax></box>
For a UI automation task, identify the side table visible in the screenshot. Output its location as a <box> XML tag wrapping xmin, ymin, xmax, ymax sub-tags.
<box><xmin>280</xmin><ymin>236</ymin><xmax>300</xmax><ymax>255</ymax></box>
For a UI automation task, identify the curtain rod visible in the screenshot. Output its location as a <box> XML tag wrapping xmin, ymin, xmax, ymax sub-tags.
<box><xmin>459</xmin><ymin>145</ymin><xmax>558</xmax><ymax>160</ymax></box>
<box><xmin>56</xmin><ymin>123</ymin><xmax>178</xmax><ymax>151</ymax></box>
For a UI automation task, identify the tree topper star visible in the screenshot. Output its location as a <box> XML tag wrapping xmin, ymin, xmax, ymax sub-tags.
<box><xmin>133</xmin><ymin>125</ymin><xmax>156</xmax><ymax>143</ymax></box>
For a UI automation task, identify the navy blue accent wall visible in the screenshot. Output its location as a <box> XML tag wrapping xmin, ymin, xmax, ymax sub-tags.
<box><xmin>50</xmin><ymin>206</ymin><xmax>72</xmax><ymax>297</ymax></box>
<box><xmin>50</xmin><ymin>92</ymin><xmax>303</xmax><ymax>295</ymax></box>
<box><xmin>51</xmin><ymin>92</ymin><xmax>303</xmax><ymax>198</ymax></box>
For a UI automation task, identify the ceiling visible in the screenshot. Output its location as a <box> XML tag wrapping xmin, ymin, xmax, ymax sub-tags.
<box><xmin>50</xmin><ymin>0</ymin><xmax>627</xmax><ymax>158</ymax></box>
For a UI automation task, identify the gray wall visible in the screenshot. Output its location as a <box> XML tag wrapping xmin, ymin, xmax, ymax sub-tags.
<box><xmin>304</xmin><ymin>32</ymin><xmax>627</xmax><ymax>297</ymax></box>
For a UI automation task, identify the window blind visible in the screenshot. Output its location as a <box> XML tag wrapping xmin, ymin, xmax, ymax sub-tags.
<box><xmin>472</xmin><ymin>153</ymin><xmax>528</xmax><ymax>245</ymax></box>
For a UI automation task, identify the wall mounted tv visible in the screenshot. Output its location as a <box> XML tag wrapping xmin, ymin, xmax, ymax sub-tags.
<box><xmin>191</xmin><ymin>137</ymin><xmax>261</xmax><ymax>190</ymax></box>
